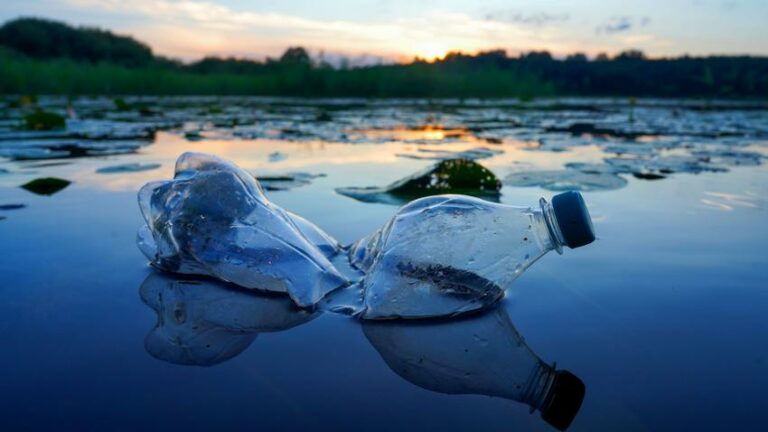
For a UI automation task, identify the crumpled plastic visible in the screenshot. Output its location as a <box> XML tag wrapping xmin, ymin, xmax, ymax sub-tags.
<box><xmin>137</xmin><ymin>152</ymin><xmax>347</xmax><ymax>307</ymax></box>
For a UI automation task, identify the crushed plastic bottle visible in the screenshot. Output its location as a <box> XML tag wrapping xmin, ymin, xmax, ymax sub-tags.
<box><xmin>363</xmin><ymin>306</ymin><xmax>586</xmax><ymax>430</ymax></box>
<box><xmin>137</xmin><ymin>152</ymin><xmax>347</xmax><ymax>307</ymax></box>
<box><xmin>346</xmin><ymin>192</ymin><xmax>594</xmax><ymax>319</ymax></box>
<box><xmin>138</xmin><ymin>153</ymin><xmax>595</xmax><ymax>319</ymax></box>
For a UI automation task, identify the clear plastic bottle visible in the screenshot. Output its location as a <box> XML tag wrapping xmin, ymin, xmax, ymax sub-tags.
<box><xmin>137</xmin><ymin>152</ymin><xmax>348</xmax><ymax>308</ymax></box>
<box><xmin>347</xmin><ymin>192</ymin><xmax>594</xmax><ymax>319</ymax></box>
<box><xmin>363</xmin><ymin>306</ymin><xmax>586</xmax><ymax>430</ymax></box>
<box><xmin>138</xmin><ymin>153</ymin><xmax>595</xmax><ymax>319</ymax></box>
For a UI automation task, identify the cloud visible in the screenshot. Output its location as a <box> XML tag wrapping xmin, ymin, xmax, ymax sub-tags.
<box><xmin>596</xmin><ymin>16</ymin><xmax>651</xmax><ymax>35</ymax></box>
<box><xmin>62</xmin><ymin>0</ymin><xmax>584</xmax><ymax>60</ymax></box>
<box><xmin>483</xmin><ymin>11</ymin><xmax>570</xmax><ymax>27</ymax></box>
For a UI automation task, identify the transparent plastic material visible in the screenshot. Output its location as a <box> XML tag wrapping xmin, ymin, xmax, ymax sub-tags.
<box><xmin>137</xmin><ymin>152</ymin><xmax>347</xmax><ymax>307</ymax></box>
<box><xmin>140</xmin><ymin>273</ymin><xmax>316</xmax><ymax>366</ymax></box>
<box><xmin>138</xmin><ymin>153</ymin><xmax>589</xmax><ymax>320</ymax></box>
<box><xmin>363</xmin><ymin>306</ymin><xmax>560</xmax><ymax>414</ymax></box>
<box><xmin>347</xmin><ymin>195</ymin><xmax>567</xmax><ymax>319</ymax></box>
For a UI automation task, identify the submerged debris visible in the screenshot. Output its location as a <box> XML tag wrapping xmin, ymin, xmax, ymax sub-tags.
<box><xmin>336</xmin><ymin>159</ymin><xmax>502</xmax><ymax>205</ymax></box>
<box><xmin>20</xmin><ymin>177</ymin><xmax>71</xmax><ymax>195</ymax></box>
<box><xmin>96</xmin><ymin>162</ymin><xmax>162</xmax><ymax>174</ymax></box>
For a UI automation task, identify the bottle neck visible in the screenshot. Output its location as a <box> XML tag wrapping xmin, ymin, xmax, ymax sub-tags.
<box><xmin>520</xmin><ymin>360</ymin><xmax>557</xmax><ymax>411</ymax></box>
<box><xmin>538</xmin><ymin>198</ymin><xmax>567</xmax><ymax>254</ymax></box>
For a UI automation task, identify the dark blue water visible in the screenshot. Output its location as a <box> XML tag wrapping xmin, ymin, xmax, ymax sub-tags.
<box><xmin>1</xmin><ymin>98</ymin><xmax>767</xmax><ymax>431</ymax></box>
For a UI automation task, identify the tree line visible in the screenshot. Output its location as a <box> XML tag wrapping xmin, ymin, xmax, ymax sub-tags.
<box><xmin>0</xmin><ymin>17</ymin><xmax>766</xmax><ymax>98</ymax></box>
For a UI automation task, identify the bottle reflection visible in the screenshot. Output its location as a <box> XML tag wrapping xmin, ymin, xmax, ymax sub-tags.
<box><xmin>363</xmin><ymin>308</ymin><xmax>585</xmax><ymax>430</ymax></box>
<box><xmin>140</xmin><ymin>273</ymin><xmax>317</xmax><ymax>366</ymax></box>
<box><xmin>139</xmin><ymin>273</ymin><xmax>585</xmax><ymax>430</ymax></box>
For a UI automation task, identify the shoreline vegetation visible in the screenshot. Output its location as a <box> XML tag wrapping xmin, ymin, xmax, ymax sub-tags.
<box><xmin>0</xmin><ymin>18</ymin><xmax>766</xmax><ymax>99</ymax></box>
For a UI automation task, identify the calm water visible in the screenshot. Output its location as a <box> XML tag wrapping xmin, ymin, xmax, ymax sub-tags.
<box><xmin>1</xmin><ymin>97</ymin><xmax>767</xmax><ymax>431</ymax></box>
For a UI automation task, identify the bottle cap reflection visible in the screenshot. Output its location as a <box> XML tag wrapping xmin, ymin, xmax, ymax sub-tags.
<box><xmin>363</xmin><ymin>307</ymin><xmax>585</xmax><ymax>431</ymax></box>
<box><xmin>140</xmin><ymin>273</ymin><xmax>317</xmax><ymax>366</ymax></box>
<box><xmin>140</xmin><ymin>273</ymin><xmax>585</xmax><ymax>430</ymax></box>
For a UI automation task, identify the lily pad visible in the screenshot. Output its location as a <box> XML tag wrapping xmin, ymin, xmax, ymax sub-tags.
<box><xmin>20</xmin><ymin>177</ymin><xmax>71</xmax><ymax>196</ymax></box>
<box><xmin>0</xmin><ymin>141</ymin><xmax>149</xmax><ymax>161</ymax></box>
<box><xmin>691</xmin><ymin>149</ymin><xmax>763</xmax><ymax>167</ymax></box>
<box><xmin>505</xmin><ymin>169</ymin><xmax>627</xmax><ymax>192</ymax></box>
<box><xmin>268</xmin><ymin>152</ymin><xmax>287</xmax><ymax>162</ymax></box>
<box><xmin>336</xmin><ymin>159</ymin><xmax>501</xmax><ymax>205</ymax></box>
<box><xmin>316</xmin><ymin>110</ymin><xmax>332</xmax><ymax>122</ymax></box>
<box><xmin>256</xmin><ymin>172</ymin><xmax>326</xmax><ymax>191</ymax></box>
<box><xmin>184</xmin><ymin>130</ymin><xmax>203</xmax><ymax>141</ymax></box>
<box><xmin>605</xmin><ymin>155</ymin><xmax>728</xmax><ymax>176</ymax></box>
<box><xmin>96</xmin><ymin>162</ymin><xmax>162</xmax><ymax>174</ymax></box>
<box><xmin>113</xmin><ymin>98</ymin><xmax>131</xmax><ymax>111</ymax></box>
<box><xmin>0</xmin><ymin>204</ymin><xmax>26</xmax><ymax>210</ymax></box>
<box><xmin>396</xmin><ymin>147</ymin><xmax>503</xmax><ymax>161</ymax></box>
<box><xmin>24</xmin><ymin>111</ymin><xmax>66</xmax><ymax>131</ymax></box>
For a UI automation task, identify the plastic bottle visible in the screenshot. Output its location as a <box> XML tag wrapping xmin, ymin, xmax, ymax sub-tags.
<box><xmin>137</xmin><ymin>152</ymin><xmax>347</xmax><ymax>308</ymax></box>
<box><xmin>138</xmin><ymin>153</ymin><xmax>595</xmax><ymax>320</ymax></box>
<box><xmin>346</xmin><ymin>192</ymin><xmax>594</xmax><ymax>319</ymax></box>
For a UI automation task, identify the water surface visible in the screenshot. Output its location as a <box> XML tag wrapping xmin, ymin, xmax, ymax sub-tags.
<box><xmin>1</xmin><ymin>97</ymin><xmax>767</xmax><ymax>431</ymax></box>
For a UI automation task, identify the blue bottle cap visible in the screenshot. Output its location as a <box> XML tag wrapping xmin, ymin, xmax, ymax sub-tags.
<box><xmin>551</xmin><ymin>191</ymin><xmax>595</xmax><ymax>249</ymax></box>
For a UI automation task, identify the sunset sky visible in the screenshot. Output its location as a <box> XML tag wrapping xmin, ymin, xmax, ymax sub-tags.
<box><xmin>1</xmin><ymin>0</ymin><xmax>766</xmax><ymax>62</ymax></box>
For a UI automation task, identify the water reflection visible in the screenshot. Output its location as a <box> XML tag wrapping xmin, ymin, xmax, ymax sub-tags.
<box><xmin>139</xmin><ymin>273</ymin><xmax>585</xmax><ymax>430</ymax></box>
<box><xmin>139</xmin><ymin>273</ymin><xmax>317</xmax><ymax>366</ymax></box>
<box><xmin>364</xmin><ymin>308</ymin><xmax>585</xmax><ymax>431</ymax></box>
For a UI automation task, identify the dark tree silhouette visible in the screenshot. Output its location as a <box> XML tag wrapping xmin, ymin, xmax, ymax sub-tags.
<box><xmin>279</xmin><ymin>47</ymin><xmax>311</xmax><ymax>65</ymax></box>
<box><xmin>0</xmin><ymin>17</ymin><xmax>766</xmax><ymax>98</ymax></box>
<box><xmin>0</xmin><ymin>17</ymin><xmax>153</xmax><ymax>67</ymax></box>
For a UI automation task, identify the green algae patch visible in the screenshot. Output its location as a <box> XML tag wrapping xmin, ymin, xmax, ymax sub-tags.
<box><xmin>20</xmin><ymin>177</ymin><xmax>71</xmax><ymax>196</ymax></box>
<box><xmin>336</xmin><ymin>159</ymin><xmax>501</xmax><ymax>205</ymax></box>
<box><xmin>24</xmin><ymin>110</ymin><xmax>65</xmax><ymax>131</ymax></box>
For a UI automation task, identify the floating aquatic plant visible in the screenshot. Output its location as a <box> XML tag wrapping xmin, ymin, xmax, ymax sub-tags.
<box><xmin>20</xmin><ymin>177</ymin><xmax>71</xmax><ymax>195</ymax></box>
<box><xmin>336</xmin><ymin>159</ymin><xmax>502</xmax><ymax>205</ymax></box>
<box><xmin>24</xmin><ymin>110</ymin><xmax>65</xmax><ymax>131</ymax></box>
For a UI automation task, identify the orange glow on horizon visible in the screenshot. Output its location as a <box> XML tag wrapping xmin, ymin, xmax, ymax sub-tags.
<box><xmin>410</xmin><ymin>42</ymin><xmax>452</xmax><ymax>62</ymax></box>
